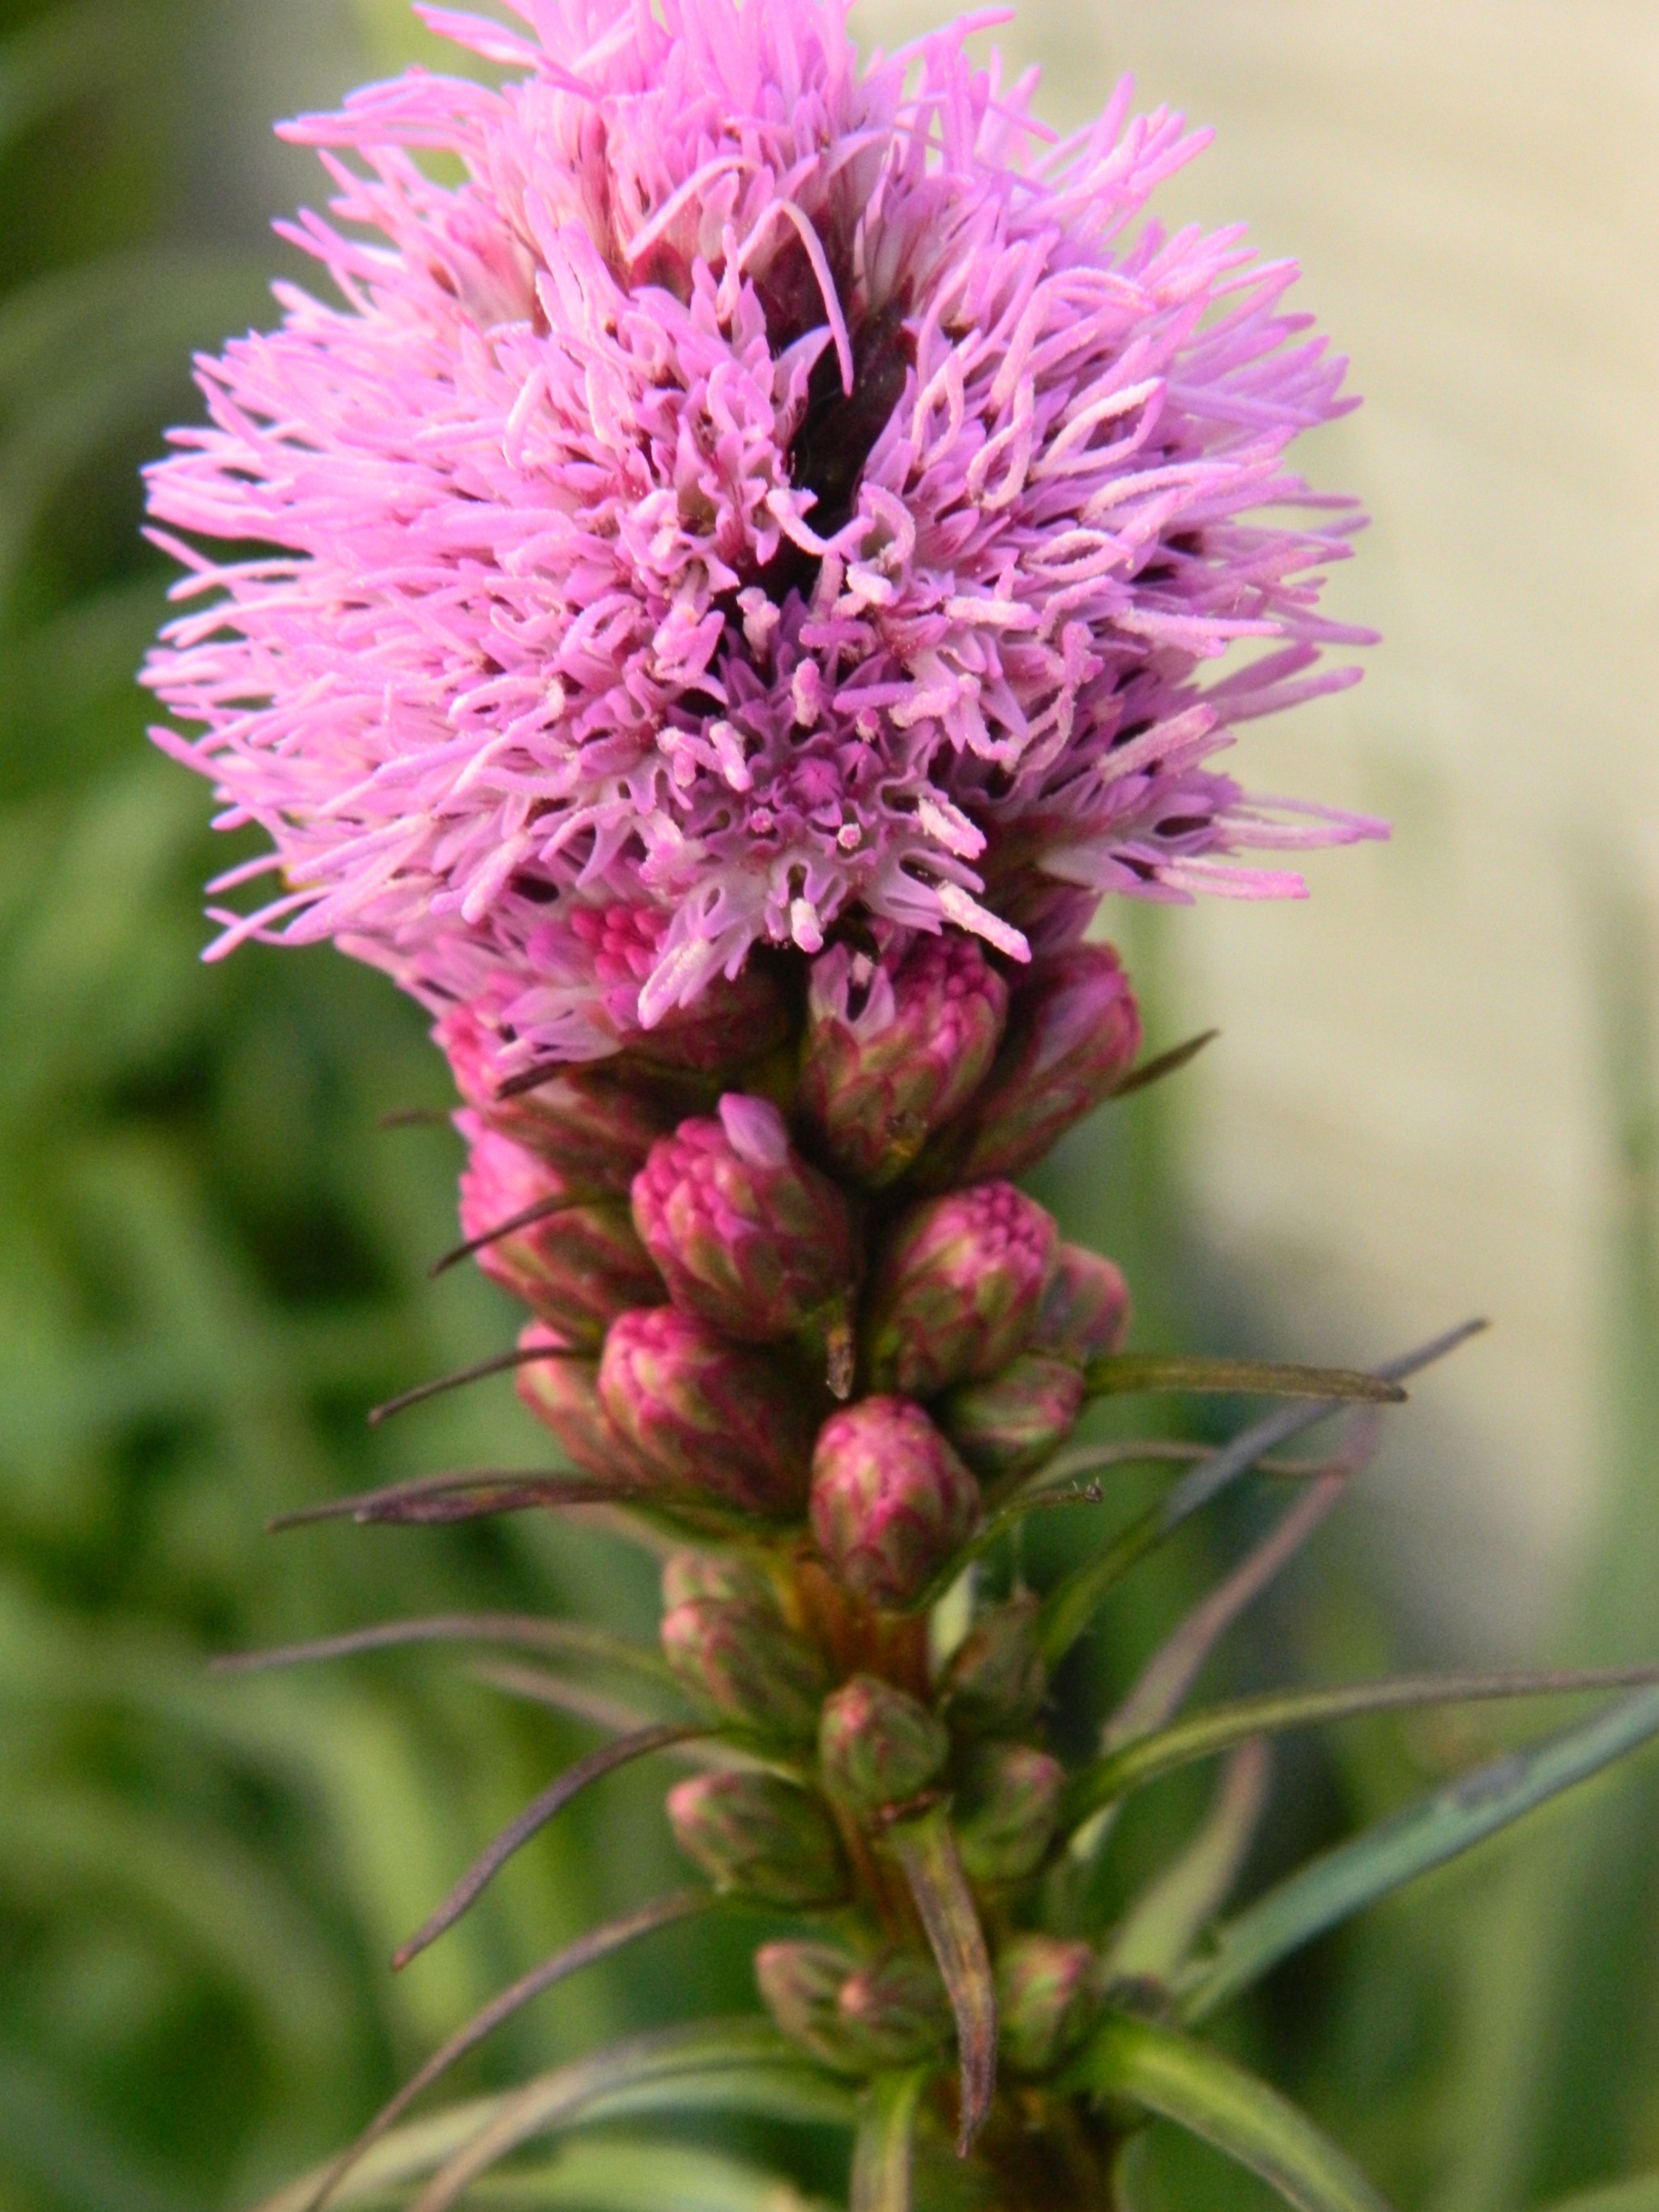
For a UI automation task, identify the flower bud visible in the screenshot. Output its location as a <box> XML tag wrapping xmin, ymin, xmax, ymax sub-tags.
<box><xmin>800</xmin><ymin>932</ymin><xmax>1009</xmax><ymax>1187</ymax></box>
<box><xmin>458</xmin><ymin>1115</ymin><xmax>663</xmax><ymax>1345</ymax></box>
<box><xmin>940</xmin><ymin>1595</ymin><xmax>1047</xmax><ymax>1733</ymax></box>
<box><xmin>661</xmin><ymin>1595</ymin><xmax>830</xmax><ymax>1740</ymax></box>
<box><xmin>437</xmin><ymin>999</ymin><xmax>669</xmax><ymax>1189</ymax></box>
<box><xmin>919</xmin><ymin>945</ymin><xmax>1141</xmax><ymax>1187</ymax></box>
<box><xmin>838</xmin><ymin>1950</ymin><xmax>953</xmax><ymax>2066</ymax></box>
<box><xmin>995</xmin><ymin>1936</ymin><xmax>1099</xmax><ymax>2074</ymax></box>
<box><xmin>755</xmin><ymin>1940</ymin><xmax>865</xmax><ymax>2070</ymax></box>
<box><xmin>953</xmin><ymin>1743</ymin><xmax>1065</xmax><ymax>1885</ymax></box>
<box><xmin>1034</xmin><ymin>1243</ymin><xmax>1131</xmax><ymax>1364</ymax></box>
<box><xmin>818</xmin><ymin>1676</ymin><xmax>949</xmax><ymax>1818</ymax></box>
<box><xmin>618</xmin><ymin>957</ymin><xmax>791</xmax><ymax>1076</ymax></box>
<box><xmin>862</xmin><ymin>1183</ymin><xmax>1057</xmax><ymax>1399</ymax></box>
<box><xmin>666</xmin><ymin>1771</ymin><xmax>847</xmax><ymax>1905</ymax></box>
<box><xmin>811</xmin><ymin>1396</ymin><xmax>980</xmax><ymax>1609</ymax></box>
<box><xmin>661</xmin><ymin>1549</ymin><xmax>778</xmax><ymax>1611</ymax></box>
<box><xmin>514</xmin><ymin>1326</ymin><xmax>656</xmax><ymax>1483</ymax></box>
<box><xmin>599</xmin><ymin>1306</ymin><xmax>816</xmax><ymax>1513</ymax></box>
<box><xmin>632</xmin><ymin>1095</ymin><xmax>853</xmax><ymax>1342</ymax></box>
<box><xmin>938</xmin><ymin>1353</ymin><xmax>1085</xmax><ymax>1482</ymax></box>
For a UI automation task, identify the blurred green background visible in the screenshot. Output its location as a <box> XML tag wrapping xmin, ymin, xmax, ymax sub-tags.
<box><xmin>2</xmin><ymin>2</ymin><xmax>1656</xmax><ymax>2207</ymax></box>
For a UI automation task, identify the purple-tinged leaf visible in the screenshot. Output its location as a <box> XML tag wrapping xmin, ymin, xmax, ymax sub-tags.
<box><xmin>885</xmin><ymin>1805</ymin><xmax>996</xmax><ymax>2154</ymax></box>
<box><xmin>1109</xmin><ymin>1027</ymin><xmax>1220</xmax><ymax>1099</ymax></box>
<box><xmin>1085</xmin><ymin>1353</ymin><xmax>1405</xmax><ymax>1406</ymax></box>
<box><xmin>1102</xmin><ymin>1742</ymin><xmax>1273</xmax><ymax>1984</ymax></box>
<box><xmin>394</xmin><ymin>1723</ymin><xmax>706</xmax><ymax>1969</ymax></box>
<box><xmin>367</xmin><ymin>1341</ymin><xmax>582</xmax><ymax>1425</ymax></box>
<box><xmin>430</xmin><ymin>1187</ymin><xmax>612</xmax><ymax>1276</ymax></box>
<box><xmin>209</xmin><ymin>1611</ymin><xmax>671</xmax><ymax>1685</ymax></box>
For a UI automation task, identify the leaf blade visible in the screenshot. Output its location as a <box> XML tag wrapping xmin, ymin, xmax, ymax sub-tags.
<box><xmin>1068</xmin><ymin>2014</ymin><xmax>1393</xmax><ymax>2212</ymax></box>
<box><xmin>1179</xmin><ymin>1683</ymin><xmax>1659</xmax><ymax>2022</ymax></box>
<box><xmin>851</xmin><ymin>2068</ymin><xmax>932</xmax><ymax>2212</ymax></box>
<box><xmin>885</xmin><ymin>1805</ymin><xmax>997</xmax><ymax>2154</ymax></box>
<box><xmin>1085</xmin><ymin>1354</ymin><xmax>1405</xmax><ymax>1404</ymax></box>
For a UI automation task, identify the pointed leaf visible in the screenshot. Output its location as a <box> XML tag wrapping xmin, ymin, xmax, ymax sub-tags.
<box><xmin>1039</xmin><ymin>1323</ymin><xmax>1486</xmax><ymax>1665</ymax></box>
<box><xmin>1067</xmin><ymin>2013</ymin><xmax>1393</xmax><ymax>2212</ymax></box>
<box><xmin>1110</xmin><ymin>1027</ymin><xmax>1220</xmax><ymax>1099</ymax></box>
<box><xmin>309</xmin><ymin>1893</ymin><xmax>717</xmax><ymax>2210</ymax></box>
<box><xmin>477</xmin><ymin>2140</ymin><xmax>834</xmax><ymax>2212</ymax></box>
<box><xmin>851</xmin><ymin>2068</ymin><xmax>932</xmax><ymax>2212</ymax></box>
<box><xmin>1103</xmin><ymin>1743</ymin><xmax>1273</xmax><ymax>1984</ymax></box>
<box><xmin>471</xmin><ymin>1659</ymin><xmax>672</xmax><ymax>1739</ymax></box>
<box><xmin>394</xmin><ymin>1724</ymin><xmax>706</xmax><ymax>1967</ymax></box>
<box><xmin>368</xmin><ymin>1343</ymin><xmax>583</xmax><ymax>1426</ymax></box>
<box><xmin>1529</xmin><ymin>2176</ymin><xmax>1659</xmax><ymax>2212</ymax></box>
<box><xmin>270</xmin><ymin>1466</ymin><xmax>755</xmax><ymax>1534</ymax></box>
<box><xmin>885</xmin><ymin>1805</ymin><xmax>997</xmax><ymax>2154</ymax></box>
<box><xmin>410</xmin><ymin>2020</ymin><xmax>855</xmax><ymax>2212</ymax></box>
<box><xmin>210</xmin><ymin>1611</ymin><xmax>673</xmax><ymax>1687</ymax></box>
<box><xmin>1067</xmin><ymin>1666</ymin><xmax>1659</xmax><ymax>1832</ymax></box>
<box><xmin>431</xmin><ymin>1188</ymin><xmax>614</xmax><ymax>1276</ymax></box>
<box><xmin>1179</xmin><ymin>1683</ymin><xmax>1659</xmax><ymax>2022</ymax></box>
<box><xmin>1085</xmin><ymin>1354</ymin><xmax>1405</xmax><ymax>1405</ymax></box>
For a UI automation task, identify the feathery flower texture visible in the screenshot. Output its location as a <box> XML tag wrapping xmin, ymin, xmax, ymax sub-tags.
<box><xmin>144</xmin><ymin>0</ymin><xmax>1380</xmax><ymax>1074</ymax></box>
<box><xmin>143</xmin><ymin>13</ymin><xmax>1601</xmax><ymax>2212</ymax></box>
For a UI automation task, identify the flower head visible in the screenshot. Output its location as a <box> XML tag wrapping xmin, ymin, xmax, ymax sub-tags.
<box><xmin>145</xmin><ymin>0</ymin><xmax>1381</xmax><ymax>1070</ymax></box>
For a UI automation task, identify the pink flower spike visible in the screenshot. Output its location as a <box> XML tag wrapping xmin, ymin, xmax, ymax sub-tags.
<box><xmin>144</xmin><ymin>0</ymin><xmax>1380</xmax><ymax>1056</ymax></box>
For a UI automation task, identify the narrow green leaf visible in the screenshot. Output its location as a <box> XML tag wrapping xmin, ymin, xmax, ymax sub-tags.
<box><xmin>463</xmin><ymin>2139</ymin><xmax>834</xmax><ymax>2211</ymax></box>
<box><xmin>1066</xmin><ymin>1666</ymin><xmax>1659</xmax><ymax>1832</ymax></box>
<box><xmin>1109</xmin><ymin>1027</ymin><xmax>1220</xmax><ymax>1099</ymax></box>
<box><xmin>1178</xmin><ymin>1683</ymin><xmax>1659</xmax><ymax>2023</ymax></box>
<box><xmin>1528</xmin><ymin>2174</ymin><xmax>1659</xmax><ymax>2212</ymax></box>
<box><xmin>408</xmin><ymin>2021</ymin><xmax>855</xmax><ymax>2212</ymax></box>
<box><xmin>394</xmin><ymin>1724</ymin><xmax>707</xmax><ymax>1968</ymax></box>
<box><xmin>1038</xmin><ymin>1322</ymin><xmax>1486</xmax><ymax>1665</ymax></box>
<box><xmin>1067</xmin><ymin>2014</ymin><xmax>1393</xmax><ymax>2212</ymax></box>
<box><xmin>309</xmin><ymin>1893</ymin><xmax>719</xmax><ymax>2212</ymax></box>
<box><xmin>851</xmin><ymin>2069</ymin><xmax>932</xmax><ymax>2212</ymax></box>
<box><xmin>1085</xmin><ymin>1354</ymin><xmax>1405</xmax><ymax>1405</ymax></box>
<box><xmin>209</xmin><ymin>1612</ymin><xmax>675</xmax><ymax>1687</ymax></box>
<box><xmin>1102</xmin><ymin>1742</ymin><xmax>1273</xmax><ymax>1984</ymax></box>
<box><xmin>885</xmin><ymin>1805</ymin><xmax>997</xmax><ymax>2154</ymax></box>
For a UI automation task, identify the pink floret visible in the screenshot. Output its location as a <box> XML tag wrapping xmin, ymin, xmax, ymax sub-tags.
<box><xmin>143</xmin><ymin>0</ymin><xmax>1384</xmax><ymax>1062</ymax></box>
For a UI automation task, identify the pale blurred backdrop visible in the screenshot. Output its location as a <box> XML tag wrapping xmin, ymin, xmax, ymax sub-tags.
<box><xmin>842</xmin><ymin>0</ymin><xmax>1659</xmax><ymax>1656</ymax></box>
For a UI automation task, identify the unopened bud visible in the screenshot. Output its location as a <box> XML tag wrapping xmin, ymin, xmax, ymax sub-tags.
<box><xmin>800</xmin><ymin>932</ymin><xmax>1008</xmax><ymax>1187</ymax></box>
<box><xmin>514</xmin><ymin>1326</ymin><xmax>656</xmax><ymax>1483</ymax></box>
<box><xmin>1034</xmin><ymin>1244</ymin><xmax>1131</xmax><ymax>1364</ymax></box>
<box><xmin>620</xmin><ymin>957</ymin><xmax>791</xmax><ymax>1076</ymax></box>
<box><xmin>819</xmin><ymin>1676</ymin><xmax>949</xmax><ymax>1817</ymax></box>
<box><xmin>918</xmin><ymin>945</ymin><xmax>1141</xmax><ymax>1187</ymax></box>
<box><xmin>437</xmin><ymin>999</ymin><xmax>669</xmax><ymax>1189</ymax></box>
<box><xmin>667</xmin><ymin>1771</ymin><xmax>847</xmax><ymax>1905</ymax></box>
<box><xmin>661</xmin><ymin>1549</ymin><xmax>778</xmax><ymax>1611</ymax></box>
<box><xmin>811</xmin><ymin>1396</ymin><xmax>980</xmax><ymax>1609</ymax></box>
<box><xmin>862</xmin><ymin>1183</ymin><xmax>1057</xmax><ymax>1398</ymax></box>
<box><xmin>458</xmin><ymin>1115</ymin><xmax>663</xmax><ymax>1345</ymax></box>
<box><xmin>953</xmin><ymin>1743</ymin><xmax>1065</xmax><ymax>1885</ymax></box>
<box><xmin>756</xmin><ymin>1940</ymin><xmax>865</xmax><ymax>2070</ymax></box>
<box><xmin>938</xmin><ymin>1353</ymin><xmax>1085</xmax><ymax>1482</ymax></box>
<box><xmin>995</xmin><ymin>1935</ymin><xmax>1099</xmax><ymax>2074</ymax></box>
<box><xmin>632</xmin><ymin>1095</ymin><xmax>853</xmax><ymax>1342</ymax></box>
<box><xmin>940</xmin><ymin>1596</ymin><xmax>1047</xmax><ymax>1732</ymax></box>
<box><xmin>838</xmin><ymin>1950</ymin><xmax>953</xmax><ymax>2066</ymax></box>
<box><xmin>599</xmin><ymin>1306</ymin><xmax>816</xmax><ymax>1513</ymax></box>
<box><xmin>662</xmin><ymin>1595</ymin><xmax>830</xmax><ymax>1740</ymax></box>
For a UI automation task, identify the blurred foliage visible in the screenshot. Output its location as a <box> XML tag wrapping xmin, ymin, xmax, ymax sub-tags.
<box><xmin>2</xmin><ymin>1</ymin><xmax>1659</xmax><ymax>2209</ymax></box>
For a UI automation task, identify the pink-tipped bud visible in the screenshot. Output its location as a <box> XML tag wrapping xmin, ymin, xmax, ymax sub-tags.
<box><xmin>661</xmin><ymin>1549</ymin><xmax>778</xmax><ymax>1611</ymax></box>
<box><xmin>862</xmin><ymin>1183</ymin><xmax>1057</xmax><ymax>1399</ymax></box>
<box><xmin>620</xmin><ymin>957</ymin><xmax>791</xmax><ymax>1076</ymax></box>
<box><xmin>667</xmin><ymin>1771</ymin><xmax>847</xmax><ymax>1905</ymax></box>
<box><xmin>1034</xmin><ymin>1244</ymin><xmax>1131</xmax><ymax>1364</ymax></box>
<box><xmin>919</xmin><ymin>945</ymin><xmax>1141</xmax><ymax>1186</ymax></box>
<box><xmin>953</xmin><ymin>1743</ymin><xmax>1065</xmax><ymax>1884</ymax></box>
<box><xmin>514</xmin><ymin>1325</ymin><xmax>656</xmax><ymax>1483</ymax></box>
<box><xmin>631</xmin><ymin>1095</ymin><xmax>854</xmax><ymax>1343</ymax></box>
<box><xmin>939</xmin><ymin>1353</ymin><xmax>1085</xmax><ymax>1482</ymax></box>
<box><xmin>811</xmin><ymin>1396</ymin><xmax>980</xmax><ymax>1609</ymax></box>
<box><xmin>438</xmin><ymin>1000</ymin><xmax>670</xmax><ymax>1189</ymax></box>
<box><xmin>994</xmin><ymin>1936</ymin><xmax>1100</xmax><ymax>2074</ymax></box>
<box><xmin>800</xmin><ymin>932</ymin><xmax>1009</xmax><ymax>1187</ymax></box>
<box><xmin>756</xmin><ymin>1941</ymin><xmax>866</xmax><ymax>2071</ymax></box>
<box><xmin>818</xmin><ymin>1676</ymin><xmax>949</xmax><ymax>1818</ymax></box>
<box><xmin>940</xmin><ymin>1596</ymin><xmax>1048</xmax><ymax>1732</ymax></box>
<box><xmin>662</xmin><ymin>1594</ymin><xmax>830</xmax><ymax>1741</ymax></box>
<box><xmin>599</xmin><ymin>1307</ymin><xmax>817</xmax><ymax>1514</ymax></box>
<box><xmin>838</xmin><ymin>1951</ymin><xmax>953</xmax><ymax>2066</ymax></box>
<box><xmin>458</xmin><ymin>1116</ymin><xmax>663</xmax><ymax>1345</ymax></box>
